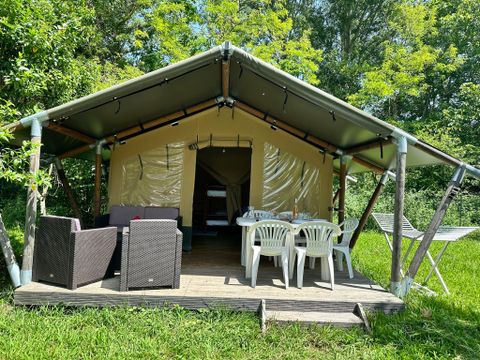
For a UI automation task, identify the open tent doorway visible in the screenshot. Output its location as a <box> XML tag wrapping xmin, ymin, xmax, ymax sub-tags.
<box><xmin>191</xmin><ymin>147</ymin><xmax>251</xmax><ymax>262</ymax></box>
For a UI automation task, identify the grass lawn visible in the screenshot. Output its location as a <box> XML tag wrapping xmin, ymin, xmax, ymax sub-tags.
<box><xmin>0</xmin><ymin>231</ymin><xmax>479</xmax><ymax>359</ymax></box>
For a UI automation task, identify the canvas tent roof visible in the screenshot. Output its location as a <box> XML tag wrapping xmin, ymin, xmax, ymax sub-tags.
<box><xmin>6</xmin><ymin>42</ymin><xmax>479</xmax><ymax>177</ymax></box>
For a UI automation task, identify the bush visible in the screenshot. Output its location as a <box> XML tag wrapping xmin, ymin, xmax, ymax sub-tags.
<box><xmin>345</xmin><ymin>180</ymin><xmax>480</xmax><ymax>230</ymax></box>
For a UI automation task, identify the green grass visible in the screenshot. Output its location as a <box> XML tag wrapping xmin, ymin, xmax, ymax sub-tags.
<box><xmin>0</xmin><ymin>231</ymin><xmax>479</xmax><ymax>359</ymax></box>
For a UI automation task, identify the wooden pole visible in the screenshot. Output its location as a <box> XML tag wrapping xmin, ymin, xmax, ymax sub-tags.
<box><xmin>338</xmin><ymin>156</ymin><xmax>349</xmax><ymax>241</ymax></box>
<box><xmin>46</xmin><ymin>122</ymin><xmax>96</xmax><ymax>144</ymax></box>
<box><xmin>391</xmin><ymin>136</ymin><xmax>407</xmax><ymax>296</ymax></box>
<box><xmin>350</xmin><ymin>171</ymin><xmax>389</xmax><ymax>250</ymax></box>
<box><xmin>21</xmin><ymin>119</ymin><xmax>42</xmax><ymax>285</ymax></box>
<box><xmin>401</xmin><ymin>165</ymin><xmax>466</xmax><ymax>295</ymax></box>
<box><xmin>54</xmin><ymin>158</ymin><xmax>83</xmax><ymax>225</ymax></box>
<box><xmin>222</xmin><ymin>59</ymin><xmax>230</xmax><ymax>98</ymax></box>
<box><xmin>94</xmin><ymin>143</ymin><xmax>102</xmax><ymax>219</ymax></box>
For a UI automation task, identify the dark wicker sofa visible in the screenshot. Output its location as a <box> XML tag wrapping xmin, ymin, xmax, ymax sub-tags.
<box><xmin>95</xmin><ymin>205</ymin><xmax>183</xmax><ymax>230</ymax></box>
<box><xmin>95</xmin><ymin>205</ymin><xmax>183</xmax><ymax>272</ymax></box>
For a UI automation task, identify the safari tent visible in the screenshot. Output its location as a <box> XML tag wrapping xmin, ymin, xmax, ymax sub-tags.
<box><xmin>5</xmin><ymin>42</ymin><xmax>480</xmax><ymax>298</ymax></box>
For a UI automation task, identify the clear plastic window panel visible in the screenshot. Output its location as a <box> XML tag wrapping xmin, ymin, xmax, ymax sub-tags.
<box><xmin>120</xmin><ymin>142</ymin><xmax>184</xmax><ymax>207</ymax></box>
<box><xmin>262</xmin><ymin>143</ymin><xmax>322</xmax><ymax>218</ymax></box>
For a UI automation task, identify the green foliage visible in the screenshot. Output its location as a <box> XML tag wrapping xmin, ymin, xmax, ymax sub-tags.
<box><xmin>0</xmin><ymin>140</ymin><xmax>50</xmax><ymax>188</ymax></box>
<box><xmin>348</xmin><ymin>1</ymin><xmax>462</xmax><ymax>120</ymax></box>
<box><xmin>139</xmin><ymin>0</ymin><xmax>322</xmax><ymax>84</ymax></box>
<box><xmin>442</xmin><ymin>82</ymin><xmax>480</xmax><ymax>164</ymax></box>
<box><xmin>94</xmin><ymin>62</ymin><xmax>144</xmax><ymax>91</ymax></box>
<box><xmin>345</xmin><ymin>170</ymin><xmax>480</xmax><ymax>230</ymax></box>
<box><xmin>0</xmin><ymin>0</ymin><xmax>103</xmax><ymax>119</ymax></box>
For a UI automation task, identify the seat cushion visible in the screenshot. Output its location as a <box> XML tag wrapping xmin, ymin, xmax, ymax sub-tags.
<box><xmin>144</xmin><ymin>206</ymin><xmax>179</xmax><ymax>220</ymax></box>
<box><xmin>109</xmin><ymin>205</ymin><xmax>145</xmax><ymax>227</ymax></box>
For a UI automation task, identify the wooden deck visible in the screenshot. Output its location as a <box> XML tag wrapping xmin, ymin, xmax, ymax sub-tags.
<box><xmin>14</xmin><ymin>232</ymin><xmax>404</xmax><ymax>326</ymax></box>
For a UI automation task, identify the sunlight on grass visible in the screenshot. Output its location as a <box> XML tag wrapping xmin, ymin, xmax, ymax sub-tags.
<box><xmin>0</xmin><ymin>231</ymin><xmax>479</xmax><ymax>359</ymax></box>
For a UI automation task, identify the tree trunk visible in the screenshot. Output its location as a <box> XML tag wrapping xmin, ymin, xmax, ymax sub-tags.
<box><xmin>0</xmin><ymin>214</ymin><xmax>21</xmax><ymax>287</ymax></box>
<box><xmin>39</xmin><ymin>163</ymin><xmax>54</xmax><ymax>216</ymax></box>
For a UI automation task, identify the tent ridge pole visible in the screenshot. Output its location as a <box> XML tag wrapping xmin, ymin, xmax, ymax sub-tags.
<box><xmin>221</xmin><ymin>42</ymin><xmax>231</xmax><ymax>98</ymax></box>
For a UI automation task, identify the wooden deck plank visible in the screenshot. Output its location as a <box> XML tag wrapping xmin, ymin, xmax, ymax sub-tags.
<box><xmin>14</xmin><ymin>233</ymin><xmax>404</xmax><ymax>325</ymax></box>
<box><xmin>14</xmin><ymin>264</ymin><xmax>403</xmax><ymax>314</ymax></box>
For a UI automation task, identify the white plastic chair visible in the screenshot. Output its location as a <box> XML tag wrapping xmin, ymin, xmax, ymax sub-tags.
<box><xmin>240</xmin><ymin>209</ymin><xmax>275</xmax><ymax>266</ymax></box>
<box><xmin>293</xmin><ymin>221</ymin><xmax>341</xmax><ymax>290</ymax></box>
<box><xmin>333</xmin><ymin>218</ymin><xmax>359</xmax><ymax>279</ymax></box>
<box><xmin>247</xmin><ymin>220</ymin><xmax>293</xmax><ymax>289</ymax></box>
<box><xmin>274</xmin><ymin>212</ymin><xmax>312</xmax><ymax>266</ymax></box>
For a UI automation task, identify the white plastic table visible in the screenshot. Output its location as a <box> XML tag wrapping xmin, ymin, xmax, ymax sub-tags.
<box><xmin>236</xmin><ymin>217</ymin><xmax>331</xmax><ymax>281</ymax></box>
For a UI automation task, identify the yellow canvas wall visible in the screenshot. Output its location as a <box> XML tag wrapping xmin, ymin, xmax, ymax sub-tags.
<box><xmin>108</xmin><ymin>107</ymin><xmax>333</xmax><ymax>226</ymax></box>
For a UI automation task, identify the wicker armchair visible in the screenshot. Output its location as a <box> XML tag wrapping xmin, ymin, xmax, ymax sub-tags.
<box><xmin>120</xmin><ymin>219</ymin><xmax>182</xmax><ymax>291</ymax></box>
<box><xmin>32</xmin><ymin>215</ymin><xmax>117</xmax><ymax>290</ymax></box>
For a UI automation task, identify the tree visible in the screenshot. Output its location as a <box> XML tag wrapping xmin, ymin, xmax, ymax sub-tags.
<box><xmin>0</xmin><ymin>122</ymin><xmax>51</xmax><ymax>287</ymax></box>
<box><xmin>347</xmin><ymin>2</ymin><xmax>463</xmax><ymax>122</ymax></box>
<box><xmin>0</xmin><ymin>0</ymin><xmax>105</xmax><ymax>120</ymax></box>
<box><xmin>137</xmin><ymin>0</ymin><xmax>323</xmax><ymax>84</ymax></box>
<box><xmin>304</xmin><ymin>0</ymin><xmax>395</xmax><ymax>99</ymax></box>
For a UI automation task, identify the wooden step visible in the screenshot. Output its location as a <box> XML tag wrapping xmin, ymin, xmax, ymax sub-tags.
<box><xmin>266</xmin><ymin>310</ymin><xmax>364</xmax><ymax>327</ymax></box>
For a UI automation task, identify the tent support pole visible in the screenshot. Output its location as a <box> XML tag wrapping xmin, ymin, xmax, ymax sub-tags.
<box><xmin>94</xmin><ymin>143</ymin><xmax>103</xmax><ymax>219</ymax></box>
<box><xmin>54</xmin><ymin>158</ymin><xmax>83</xmax><ymax>226</ymax></box>
<box><xmin>350</xmin><ymin>171</ymin><xmax>390</xmax><ymax>250</ymax></box>
<box><xmin>399</xmin><ymin>164</ymin><xmax>466</xmax><ymax>296</ymax></box>
<box><xmin>20</xmin><ymin>118</ymin><xmax>42</xmax><ymax>285</ymax></box>
<box><xmin>391</xmin><ymin>136</ymin><xmax>407</xmax><ymax>296</ymax></box>
<box><xmin>338</xmin><ymin>156</ymin><xmax>349</xmax><ymax>241</ymax></box>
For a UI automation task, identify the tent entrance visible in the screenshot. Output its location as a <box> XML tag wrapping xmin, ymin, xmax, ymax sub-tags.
<box><xmin>192</xmin><ymin>147</ymin><xmax>251</xmax><ymax>245</ymax></box>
